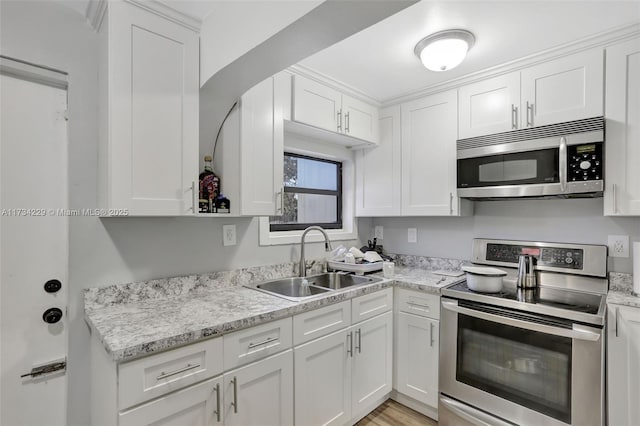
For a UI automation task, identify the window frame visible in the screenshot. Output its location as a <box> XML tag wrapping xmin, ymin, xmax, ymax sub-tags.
<box><xmin>269</xmin><ymin>152</ymin><xmax>343</xmax><ymax>232</ymax></box>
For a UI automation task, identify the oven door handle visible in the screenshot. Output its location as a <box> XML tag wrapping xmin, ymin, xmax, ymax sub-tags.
<box><xmin>440</xmin><ymin>395</ymin><xmax>514</xmax><ymax>426</ymax></box>
<box><xmin>441</xmin><ymin>300</ymin><xmax>601</xmax><ymax>342</ymax></box>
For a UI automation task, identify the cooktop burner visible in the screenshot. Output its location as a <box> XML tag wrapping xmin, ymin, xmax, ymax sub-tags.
<box><xmin>446</xmin><ymin>281</ymin><xmax>602</xmax><ymax>315</ymax></box>
<box><xmin>442</xmin><ymin>239</ymin><xmax>608</xmax><ymax>325</ymax></box>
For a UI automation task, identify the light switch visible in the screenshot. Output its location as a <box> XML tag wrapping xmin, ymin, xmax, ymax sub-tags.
<box><xmin>408</xmin><ymin>228</ymin><xmax>417</xmax><ymax>243</ymax></box>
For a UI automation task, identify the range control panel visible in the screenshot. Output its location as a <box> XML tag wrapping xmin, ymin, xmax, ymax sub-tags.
<box><xmin>486</xmin><ymin>243</ymin><xmax>583</xmax><ymax>270</ymax></box>
<box><xmin>567</xmin><ymin>142</ymin><xmax>603</xmax><ymax>182</ymax></box>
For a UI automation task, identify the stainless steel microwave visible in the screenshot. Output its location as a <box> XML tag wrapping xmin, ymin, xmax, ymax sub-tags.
<box><xmin>456</xmin><ymin>117</ymin><xmax>604</xmax><ymax>200</ymax></box>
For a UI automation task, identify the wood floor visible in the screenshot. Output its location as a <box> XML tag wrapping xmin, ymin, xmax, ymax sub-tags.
<box><xmin>355</xmin><ymin>400</ymin><xmax>438</xmax><ymax>426</ymax></box>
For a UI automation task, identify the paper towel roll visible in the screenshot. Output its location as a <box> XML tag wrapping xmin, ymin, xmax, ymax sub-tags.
<box><xmin>634</xmin><ymin>241</ymin><xmax>640</xmax><ymax>296</ymax></box>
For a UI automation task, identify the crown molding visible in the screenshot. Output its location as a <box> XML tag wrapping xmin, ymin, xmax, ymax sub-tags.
<box><xmin>86</xmin><ymin>0</ymin><xmax>202</xmax><ymax>32</ymax></box>
<box><xmin>288</xmin><ymin>64</ymin><xmax>382</xmax><ymax>107</ymax></box>
<box><xmin>381</xmin><ymin>22</ymin><xmax>640</xmax><ymax>106</ymax></box>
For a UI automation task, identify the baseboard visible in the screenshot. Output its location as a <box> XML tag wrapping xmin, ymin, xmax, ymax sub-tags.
<box><xmin>390</xmin><ymin>390</ymin><xmax>439</xmax><ymax>421</ymax></box>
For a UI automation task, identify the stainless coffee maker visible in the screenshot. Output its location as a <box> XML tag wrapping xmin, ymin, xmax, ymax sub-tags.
<box><xmin>517</xmin><ymin>254</ymin><xmax>537</xmax><ymax>288</ymax></box>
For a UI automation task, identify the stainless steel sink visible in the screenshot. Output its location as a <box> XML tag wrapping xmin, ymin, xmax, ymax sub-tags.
<box><xmin>247</xmin><ymin>272</ymin><xmax>382</xmax><ymax>301</ymax></box>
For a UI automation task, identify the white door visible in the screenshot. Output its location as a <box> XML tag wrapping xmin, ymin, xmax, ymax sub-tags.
<box><xmin>355</xmin><ymin>106</ymin><xmax>401</xmax><ymax>217</ymax></box>
<box><xmin>396</xmin><ymin>312</ymin><xmax>439</xmax><ymax>408</ymax></box>
<box><xmin>223</xmin><ymin>350</ymin><xmax>293</xmax><ymax>426</ymax></box>
<box><xmin>292</xmin><ymin>75</ymin><xmax>342</xmax><ymax>133</ymax></box>
<box><xmin>458</xmin><ymin>71</ymin><xmax>520</xmax><ymax>138</ymax></box>
<box><xmin>294</xmin><ymin>328</ymin><xmax>352</xmax><ymax>426</ymax></box>
<box><xmin>604</xmin><ymin>37</ymin><xmax>640</xmax><ymax>216</ymax></box>
<box><xmin>1</xmin><ymin>73</ymin><xmax>68</xmax><ymax>425</ymax></box>
<box><xmin>341</xmin><ymin>94</ymin><xmax>379</xmax><ymax>143</ymax></box>
<box><xmin>607</xmin><ymin>304</ymin><xmax>640</xmax><ymax>426</ymax></box>
<box><xmin>401</xmin><ymin>90</ymin><xmax>459</xmax><ymax>216</ymax></box>
<box><xmin>119</xmin><ymin>376</ymin><xmax>223</xmax><ymax>426</ymax></box>
<box><xmin>351</xmin><ymin>311</ymin><xmax>393</xmax><ymax>420</ymax></box>
<box><xmin>521</xmin><ymin>49</ymin><xmax>603</xmax><ymax>127</ymax></box>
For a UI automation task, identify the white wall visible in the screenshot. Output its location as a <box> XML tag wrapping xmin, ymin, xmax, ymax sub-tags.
<box><xmin>0</xmin><ymin>2</ymin><xmax>363</xmax><ymax>425</ymax></box>
<box><xmin>371</xmin><ymin>198</ymin><xmax>640</xmax><ymax>273</ymax></box>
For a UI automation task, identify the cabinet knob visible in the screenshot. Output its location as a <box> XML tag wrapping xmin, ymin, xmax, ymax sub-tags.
<box><xmin>42</xmin><ymin>308</ymin><xmax>63</xmax><ymax>324</ymax></box>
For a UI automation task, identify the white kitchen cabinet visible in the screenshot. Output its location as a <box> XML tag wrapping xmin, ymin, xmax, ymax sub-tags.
<box><xmin>351</xmin><ymin>311</ymin><xmax>393</xmax><ymax>421</ymax></box>
<box><xmin>521</xmin><ymin>49</ymin><xmax>603</xmax><ymax>128</ymax></box>
<box><xmin>223</xmin><ymin>350</ymin><xmax>293</xmax><ymax>426</ymax></box>
<box><xmin>458</xmin><ymin>72</ymin><xmax>520</xmax><ymax>139</ymax></box>
<box><xmin>458</xmin><ymin>50</ymin><xmax>603</xmax><ymax>139</ymax></box>
<box><xmin>401</xmin><ymin>90</ymin><xmax>471</xmax><ymax>216</ymax></box>
<box><xmin>396</xmin><ymin>312</ymin><xmax>439</xmax><ymax>409</ymax></box>
<box><xmin>607</xmin><ymin>304</ymin><xmax>640</xmax><ymax>426</ymax></box>
<box><xmin>292</xmin><ymin>74</ymin><xmax>379</xmax><ymax>145</ymax></box>
<box><xmin>215</xmin><ymin>73</ymin><xmax>288</xmax><ymax>216</ymax></box>
<box><xmin>119</xmin><ymin>376</ymin><xmax>222</xmax><ymax>426</ymax></box>
<box><xmin>294</xmin><ymin>327</ymin><xmax>353</xmax><ymax>426</ymax></box>
<box><xmin>604</xmin><ymin>37</ymin><xmax>640</xmax><ymax>216</ymax></box>
<box><xmin>98</xmin><ymin>1</ymin><xmax>199</xmax><ymax>216</ymax></box>
<box><xmin>355</xmin><ymin>105</ymin><xmax>402</xmax><ymax>216</ymax></box>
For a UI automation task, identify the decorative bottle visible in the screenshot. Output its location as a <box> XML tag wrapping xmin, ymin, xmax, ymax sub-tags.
<box><xmin>199</xmin><ymin>155</ymin><xmax>220</xmax><ymax>213</ymax></box>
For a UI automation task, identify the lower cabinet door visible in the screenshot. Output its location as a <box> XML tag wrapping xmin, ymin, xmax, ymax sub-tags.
<box><xmin>119</xmin><ymin>376</ymin><xmax>223</xmax><ymax>426</ymax></box>
<box><xmin>352</xmin><ymin>311</ymin><xmax>393</xmax><ymax>420</ymax></box>
<box><xmin>295</xmin><ymin>328</ymin><xmax>352</xmax><ymax>426</ymax></box>
<box><xmin>223</xmin><ymin>350</ymin><xmax>293</xmax><ymax>426</ymax></box>
<box><xmin>396</xmin><ymin>312</ymin><xmax>439</xmax><ymax>408</ymax></box>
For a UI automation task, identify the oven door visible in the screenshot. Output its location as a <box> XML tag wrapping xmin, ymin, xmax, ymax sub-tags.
<box><xmin>439</xmin><ymin>298</ymin><xmax>603</xmax><ymax>426</ymax></box>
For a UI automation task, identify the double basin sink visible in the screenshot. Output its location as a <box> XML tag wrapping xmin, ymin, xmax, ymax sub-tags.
<box><xmin>247</xmin><ymin>272</ymin><xmax>382</xmax><ymax>302</ymax></box>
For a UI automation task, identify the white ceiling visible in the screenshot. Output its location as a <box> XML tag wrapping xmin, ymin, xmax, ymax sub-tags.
<box><xmin>299</xmin><ymin>1</ymin><xmax>640</xmax><ymax>103</ymax></box>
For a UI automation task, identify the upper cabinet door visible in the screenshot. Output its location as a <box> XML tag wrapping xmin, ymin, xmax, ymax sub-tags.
<box><xmin>401</xmin><ymin>90</ymin><xmax>464</xmax><ymax>216</ymax></box>
<box><xmin>458</xmin><ymin>72</ymin><xmax>520</xmax><ymax>139</ymax></box>
<box><xmin>106</xmin><ymin>2</ymin><xmax>199</xmax><ymax>216</ymax></box>
<box><xmin>604</xmin><ymin>37</ymin><xmax>640</xmax><ymax>216</ymax></box>
<box><xmin>521</xmin><ymin>49</ymin><xmax>603</xmax><ymax>127</ymax></box>
<box><xmin>355</xmin><ymin>106</ymin><xmax>401</xmax><ymax>217</ymax></box>
<box><xmin>341</xmin><ymin>94</ymin><xmax>379</xmax><ymax>143</ymax></box>
<box><xmin>292</xmin><ymin>75</ymin><xmax>341</xmax><ymax>132</ymax></box>
<box><xmin>239</xmin><ymin>74</ymin><xmax>285</xmax><ymax>216</ymax></box>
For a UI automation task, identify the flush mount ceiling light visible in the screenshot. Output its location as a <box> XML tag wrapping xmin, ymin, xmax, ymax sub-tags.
<box><xmin>414</xmin><ymin>29</ymin><xmax>476</xmax><ymax>72</ymax></box>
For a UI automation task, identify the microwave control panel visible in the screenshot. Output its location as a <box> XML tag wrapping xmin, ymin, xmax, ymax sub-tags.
<box><xmin>567</xmin><ymin>142</ymin><xmax>603</xmax><ymax>182</ymax></box>
<box><xmin>486</xmin><ymin>243</ymin><xmax>584</xmax><ymax>270</ymax></box>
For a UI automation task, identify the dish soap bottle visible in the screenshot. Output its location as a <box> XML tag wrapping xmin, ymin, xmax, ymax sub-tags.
<box><xmin>199</xmin><ymin>155</ymin><xmax>220</xmax><ymax>213</ymax></box>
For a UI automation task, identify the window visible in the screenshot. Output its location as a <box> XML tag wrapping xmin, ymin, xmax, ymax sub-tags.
<box><xmin>269</xmin><ymin>152</ymin><xmax>342</xmax><ymax>231</ymax></box>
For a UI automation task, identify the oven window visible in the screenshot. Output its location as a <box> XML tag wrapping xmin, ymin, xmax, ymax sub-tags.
<box><xmin>457</xmin><ymin>314</ymin><xmax>572</xmax><ymax>423</ymax></box>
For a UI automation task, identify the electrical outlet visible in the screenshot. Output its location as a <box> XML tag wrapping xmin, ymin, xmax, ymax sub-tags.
<box><xmin>408</xmin><ymin>228</ymin><xmax>417</xmax><ymax>243</ymax></box>
<box><xmin>223</xmin><ymin>225</ymin><xmax>236</xmax><ymax>246</ymax></box>
<box><xmin>374</xmin><ymin>226</ymin><xmax>384</xmax><ymax>239</ymax></box>
<box><xmin>608</xmin><ymin>235</ymin><xmax>629</xmax><ymax>258</ymax></box>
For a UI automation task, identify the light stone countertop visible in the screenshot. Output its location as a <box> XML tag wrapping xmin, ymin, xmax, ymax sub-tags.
<box><xmin>85</xmin><ymin>263</ymin><xmax>464</xmax><ymax>362</ymax></box>
<box><xmin>607</xmin><ymin>272</ymin><xmax>640</xmax><ymax>308</ymax></box>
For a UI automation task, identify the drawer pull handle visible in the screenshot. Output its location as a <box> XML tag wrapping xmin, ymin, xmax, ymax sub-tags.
<box><xmin>346</xmin><ymin>332</ymin><xmax>353</xmax><ymax>357</ymax></box>
<box><xmin>156</xmin><ymin>363</ymin><xmax>200</xmax><ymax>381</ymax></box>
<box><xmin>213</xmin><ymin>383</ymin><xmax>221</xmax><ymax>422</ymax></box>
<box><xmin>231</xmin><ymin>376</ymin><xmax>238</xmax><ymax>413</ymax></box>
<box><xmin>355</xmin><ymin>329</ymin><xmax>361</xmax><ymax>353</ymax></box>
<box><xmin>247</xmin><ymin>336</ymin><xmax>279</xmax><ymax>349</ymax></box>
<box><xmin>407</xmin><ymin>301</ymin><xmax>430</xmax><ymax>310</ymax></box>
<box><xmin>430</xmin><ymin>322</ymin><xmax>435</xmax><ymax>347</ymax></box>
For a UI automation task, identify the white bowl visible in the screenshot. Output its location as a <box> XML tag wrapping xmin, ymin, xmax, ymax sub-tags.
<box><xmin>461</xmin><ymin>266</ymin><xmax>507</xmax><ymax>293</ymax></box>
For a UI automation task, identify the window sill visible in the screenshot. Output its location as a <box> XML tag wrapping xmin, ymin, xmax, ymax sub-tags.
<box><xmin>258</xmin><ymin>217</ymin><xmax>358</xmax><ymax>246</ymax></box>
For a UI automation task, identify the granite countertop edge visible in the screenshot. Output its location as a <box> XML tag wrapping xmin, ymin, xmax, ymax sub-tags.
<box><xmin>607</xmin><ymin>272</ymin><xmax>640</xmax><ymax>308</ymax></box>
<box><xmin>86</xmin><ymin>267</ymin><xmax>464</xmax><ymax>363</ymax></box>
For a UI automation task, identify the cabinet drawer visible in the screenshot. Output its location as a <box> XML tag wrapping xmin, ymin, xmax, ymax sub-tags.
<box><xmin>293</xmin><ymin>300</ymin><xmax>351</xmax><ymax>346</ymax></box>
<box><xmin>397</xmin><ymin>289</ymin><xmax>440</xmax><ymax>320</ymax></box>
<box><xmin>118</xmin><ymin>336</ymin><xmax>223</xmax><ymax>410</ymax></box>
<box><xmin>223</xmin><ymin>317</ymin><xmax>292</xmax><ymax>370</ymax></box>
<box><xmin>352</xmin><ymin>288</ymin><xmax>393</xmax><ymax>324</ymax></box>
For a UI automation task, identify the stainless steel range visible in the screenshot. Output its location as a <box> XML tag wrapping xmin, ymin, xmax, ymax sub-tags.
<box><xmin>439</xmin><ymin>239</ymin><xmax>607</xmax><ymax>426</ymax></box>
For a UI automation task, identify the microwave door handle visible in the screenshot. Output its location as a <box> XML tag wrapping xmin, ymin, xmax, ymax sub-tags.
<box><xmin>441</xmin><ymin>300</ymin><xmax>601</xmax><ymax>341</ymax></box>
<box><xmin>559</xmin><ymin>137</ymin><xmax>568</xmax><ymax>192</ymax></box>
<box><xmin>440</xmin><ymin>395</ymin><xmax>513</xmax><ymax>426</ymax></box>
